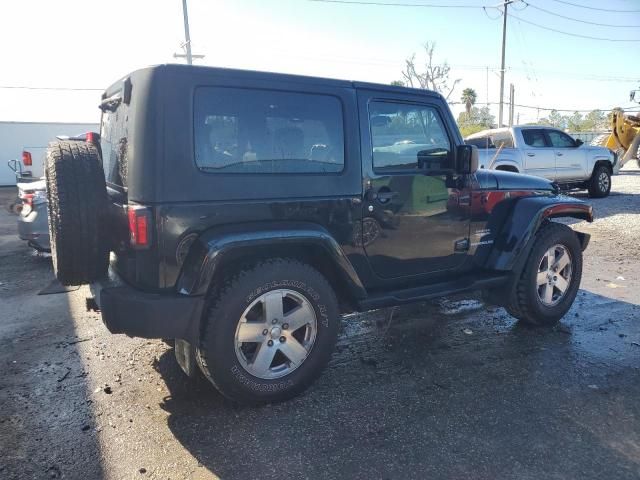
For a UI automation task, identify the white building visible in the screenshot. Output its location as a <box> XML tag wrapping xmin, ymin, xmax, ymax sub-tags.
<box><xmin>0</xmin><ymin>121</ymin><xmax>99</xmax><ymax>186</ymax></box>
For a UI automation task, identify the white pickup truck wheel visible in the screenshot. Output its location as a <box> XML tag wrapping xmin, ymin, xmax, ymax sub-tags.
<box><xmin>588</xmin><ymin>165</ymin><xmax>611</xmax><ymax>198</ymax></box>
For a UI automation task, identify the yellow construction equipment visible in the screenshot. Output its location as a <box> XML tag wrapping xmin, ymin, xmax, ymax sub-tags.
<box><xmin>600</xmin><ymin>88</ymin><xmax>640</xmax><ymax>168</ymax></box>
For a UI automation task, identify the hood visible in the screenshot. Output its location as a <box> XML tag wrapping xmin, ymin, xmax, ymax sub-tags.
<box><xmin>581</xmin><ymin>145</ymin><xmax>615</xmax><ymax>158</ymax></box>
<box><xmin>476</xmin><ymin>169</ymin><xmax>557</xmax><ymax>193</ymax></box>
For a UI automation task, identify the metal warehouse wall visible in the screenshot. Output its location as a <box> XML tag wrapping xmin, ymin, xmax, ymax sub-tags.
<box><xmin>0</xmin><ymin>121</ymin><xmax>99</xmax><ymax>186</ymax></box>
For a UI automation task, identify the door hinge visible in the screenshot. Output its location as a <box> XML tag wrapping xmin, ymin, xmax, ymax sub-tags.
<box><xmin>454</xmin><ymin>238</ymin><xmax>470</xmax><ymax>252</ymax></box>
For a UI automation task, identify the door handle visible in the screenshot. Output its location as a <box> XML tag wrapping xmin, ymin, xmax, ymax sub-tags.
<box><xmin>556</xmin><ymin>152</ymin><xmax>564</xmax><ymax>156</ymax></box>
<box><xmin>527</xmin><ymin>153</ymin><xmax>535</xmax><ymax>157</ymax></box>
<box><xmin>375</xmin><ymin>191</ymin><xmax>397</xmax><ymax>203</ymax></box>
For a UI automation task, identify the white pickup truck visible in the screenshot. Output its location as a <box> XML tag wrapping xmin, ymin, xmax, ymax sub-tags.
<box><xmin>465</xmin><ymin>126</ymin><xmax>618</xmax><ymax>198</ymax></box>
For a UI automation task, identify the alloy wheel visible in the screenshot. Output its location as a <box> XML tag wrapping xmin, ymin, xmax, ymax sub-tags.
<box><xmin>536</xmin><ymin>244</ymin><xmax>573</xmax><ymax>307</ymax></box>
<box><xmin>598</xmin><ymin>171</ymin><xmax>610</xmax><ymax>193</ymax></box>
<box><xmin>234</xmin><ymin>289</ymin><xmax>317</xmax><ymax>379</ymax></box>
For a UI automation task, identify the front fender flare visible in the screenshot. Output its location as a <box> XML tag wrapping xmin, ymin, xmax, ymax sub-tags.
<box><xmin>175</xmin><ymin>222</ymin><xmax>367</xmax><ymax>301</ymax></box>
<box><xmin>483</xmin><ymin>195</ymin><xmax>593</xmax><ymax>272</ymax></box>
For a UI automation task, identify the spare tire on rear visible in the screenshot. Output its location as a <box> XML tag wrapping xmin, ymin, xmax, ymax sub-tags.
<box><xmin>45</xmin><ymin>141</ymin><xmax>110</xmax><ymax>285</ymax></box>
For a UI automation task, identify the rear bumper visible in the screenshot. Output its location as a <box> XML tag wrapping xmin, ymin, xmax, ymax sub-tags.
<box><xmin>90</xmin><ymin>268</ymin><xmax>204</xmax><ymax>342</ymax></box>
<box><xmin>17</xmin><ymin>205</ymin><xmax>50</xmax><ymax>250</ymax></box>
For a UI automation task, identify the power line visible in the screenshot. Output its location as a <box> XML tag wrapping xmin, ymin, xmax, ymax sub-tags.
<box><xmin>524</xmin><ymin>1</ymin><xmax>638</xmax><ymax>28</ymax></box>
<box><xmin>512</xmin><ymin>104</ymin><xmax>637</xmax><ymax>112</ymax></box>
<box><xmin>510</xmin><ymin>13</ymin><xmax>640</xmax><ymax>42</ymax></box>
<box><xmin>482</xmin><ymin>6</ymin><xmax>503</xmax><ymax>20</ymax></box>
<box><xmin>547</xmin><ymin>0</ymin><xmax>640</xmax><ymax>13</ymax></box>
<box><xmin>449</xmin><ymin>101</ymin><xmax>638</xmax><ymax>112</ymax></box>
<box><xmin>0</xmin><ymin>85</ymin><xmax>103</xmax><ymax>91</ymax></box>
<box><xmin>308</xmin><ymin>0</ymin><xmax>492</xmax><ymax>8</ymax></box>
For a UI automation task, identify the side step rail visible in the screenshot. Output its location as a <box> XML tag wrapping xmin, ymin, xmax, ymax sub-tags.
<box><xmin>358</xmin><ymin>273</ymin><xmax>509</xmax><ymax>311</ymax></box>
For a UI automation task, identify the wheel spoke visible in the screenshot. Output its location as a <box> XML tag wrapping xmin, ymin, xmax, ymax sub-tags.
<box><xmin>555</xmin><ymin>275</ymin><xmax>569</xmax><ymax>294</ymax></box>
<box><xmin>237</xmin><ymin>322</ymin><xmax>266</xmax><ymax>343</ymax></box>
<box><xmin>546</xmin><ymin>248</ymin><xmax>556</xmax><ymax>270</ymax></box>
<box><xmin>543</xmin><ymin>283</ymin><xmax>554</xmax><ymax>304</ymax></box>
<box><xmin>553</xmin><ymin>251</ymin><xmax>571</xmax><ymax>273</ymax></box>
<box><xmin>251</xmin><ymin>342</ymin><xmax>277</xmax><ymax>375</ymax></box>
<box><xmin>283</xmin><ymin>302</ymin><xmax>314</xmax><ymax>332</ymax></box>
<box><xmin>264</xmin><ymin>291</ymin><xmax>284</xmax><ymax>323</ymax></box>
<box><xmin>278</xmin><ymin>336</ymin><xmax>309</xmax><ymax>367</ymax></box>
<box><xmin>537</xmin><ymin>270</ymin><xmax>548</xmax><ymax>286</ymax></box>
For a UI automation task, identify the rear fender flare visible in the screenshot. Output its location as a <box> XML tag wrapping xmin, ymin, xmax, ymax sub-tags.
<box><xmin>483</xmin><ymin>195</ymin><xmax>593</xmax><ymax>272</ymax></box>
<box><xmin>176</xmin><ymin>222</ymin><xmax>367</xmax><ymax>301</ymax></box>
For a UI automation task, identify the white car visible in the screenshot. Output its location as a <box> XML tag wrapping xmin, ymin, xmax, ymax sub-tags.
<box><xmin>466</xmin><ymin>126</ymin><xmax>618</xmax><ymax>197</ymax></box>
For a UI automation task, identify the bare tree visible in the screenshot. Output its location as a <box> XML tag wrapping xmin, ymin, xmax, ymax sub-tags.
<box><xmin>401</xmin><ymin>42</ymin><xmax>461</xmax><ymax>100</ymax></box>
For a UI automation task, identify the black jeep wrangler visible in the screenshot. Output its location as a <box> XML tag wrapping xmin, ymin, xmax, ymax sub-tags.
<box><xmin>45</xmin><ymin>65</ymin><xmax>592</xmax><ymax>404</ymax></box>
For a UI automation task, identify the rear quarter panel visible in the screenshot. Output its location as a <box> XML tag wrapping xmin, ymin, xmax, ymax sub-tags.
<box><xmin>146</xmin><ymin>66</ymin><xmax>367</xmax><ymax>290</ymax></box>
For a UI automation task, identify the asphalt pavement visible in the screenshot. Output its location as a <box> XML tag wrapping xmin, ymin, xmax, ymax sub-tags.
<box><xmin>1</xmin><ymin>166</ymin><xmax>639</xmax><ymax>480</ymax></box>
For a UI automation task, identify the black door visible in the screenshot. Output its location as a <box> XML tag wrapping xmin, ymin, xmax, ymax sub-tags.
<box><xmin>357</xmin><ymin>92</ymin><xmax>471</xmax><ymax>279</ymax></box>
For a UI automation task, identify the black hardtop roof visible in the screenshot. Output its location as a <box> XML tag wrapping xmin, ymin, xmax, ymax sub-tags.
<box><xmin>110</xmin><ymin>63</ymin><xmax>444</xmax><ymax>101</ymax></box>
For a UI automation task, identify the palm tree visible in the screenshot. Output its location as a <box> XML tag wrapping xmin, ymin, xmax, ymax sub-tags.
<box><xmin>461</xmin><ymin>88</ymin><xmax>477</xmax><ymax>116</ymax></box>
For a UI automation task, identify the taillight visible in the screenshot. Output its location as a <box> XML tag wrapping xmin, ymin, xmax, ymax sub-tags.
<box><xmin>127</xmin><ymin>205</ymin><xmax>152</xmax><ymax>248</ymax></box>
<box><xmin>21</xmin><ymin>193</ymin><xmax>34</xmax><ymax>216</ymax></box>
<box><xmin>22</xmin><ymin>151</ymin><xmax>32</xmax><ymax>166</ymax></box>
<box><xmin>86</xmin><ymin>132</ymin><xmax>95</xmax><ymax>144</ymax></box>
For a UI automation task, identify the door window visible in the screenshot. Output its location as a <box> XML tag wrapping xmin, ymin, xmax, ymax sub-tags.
<box><xmin>547</xmin><ymin>130</ymin><xmax>576</xmax><ymax>148</ymax></box>
<box><xmin>368</xmin><ymin>102</ymin><xmax>452</xmax><ymax>173</ymax></box>
<box><xmin>522</xmin><ymin>129</ymin><xmax>548</xmax><ymax>148</ymax></box>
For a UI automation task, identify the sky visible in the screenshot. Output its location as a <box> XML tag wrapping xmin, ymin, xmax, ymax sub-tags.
<box><xmin>0</xmin><ymin>0</ymin><xmax>638</xmax><ymax>125</ymax></box>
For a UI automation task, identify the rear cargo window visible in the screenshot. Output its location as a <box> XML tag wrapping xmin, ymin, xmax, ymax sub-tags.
<box><xmin>468</xmin><ymin>132</ymin><xmax>514</xmax><ymax>149</ymax></box>
<box><xmin>100</xmin><ymin>105</ymin><xmax>129</xmax><ymax>188</ymax></box>
<box><xmin>194</xmin><ymin>87</ymin><xmax>344</xmax><ymax>174</ymax></box>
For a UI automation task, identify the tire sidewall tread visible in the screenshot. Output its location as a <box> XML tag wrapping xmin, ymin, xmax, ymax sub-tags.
<box><xmin>507</xmin><ymin>222</ymin><xmax>582</xmax><ymax>326</ymax></box>
<box><xmin>45</xmin><ymin>141</ymin><xmax>109</xmax><ymax>285</ymax></box>
<box><xmin>197</xmin><ymin>258</ymin><xmax>339</xmax><ymax>405</ymax></box>
<box><xmin>588</xmin><ymin>165</ymin><xmax>611</xmax><ymax>198</ymax></box>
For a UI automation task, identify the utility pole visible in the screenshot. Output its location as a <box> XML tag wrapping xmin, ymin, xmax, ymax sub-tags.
<box><xmin>486</xmin><ymin>66</ymin><xmax>489</xmax><ymax>107</ymax></box>
<box><xmin>498</xmin><ymin>0</ymin><xmax>513</xmax><ymax>127</ymax></box>
<box><xmin>182</xmin><ymin>0</ymin><xmax>193</xmax><ymax>65</ymax></box>
<box><xmin>508</xmin><ymin>83</ymin><xmax>515</xmax><ymax>127</ymax></box>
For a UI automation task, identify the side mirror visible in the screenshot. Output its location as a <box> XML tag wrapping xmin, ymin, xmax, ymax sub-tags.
<box><xmin>455</xmin><ymin>144</ymin><xmax>479</xmax><ymax>174</ymax></box>
<box><xmin>575</xmin><ymin>139</ymin><xmax>584</xmax><ymax>147</ymax></box>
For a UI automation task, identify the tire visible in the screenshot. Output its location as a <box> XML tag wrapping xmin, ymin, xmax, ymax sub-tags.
<box><xmin>505</xmin><ymin>223</ymin><xmax>582</xmax><ymax>327</ymax></box>
<box><xmin>196</xmin><ymin>258</ymin><xmax>339</xmax><ymax>404</ymax></box>
<box><xmin>45</xmin><ymin>141</ymin><xmax>109</xmax><ymax>286</ymax></box>
<box><xmin>587</xmin><ymin>165</ymin><xmax>611</xmax><ymax>198</ymax></box>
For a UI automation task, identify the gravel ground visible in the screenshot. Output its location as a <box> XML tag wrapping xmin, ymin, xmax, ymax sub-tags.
<box><xmin>1</xmin><ymin>165</ymin><xmax>639</xmax><ymax>480</ymax></box>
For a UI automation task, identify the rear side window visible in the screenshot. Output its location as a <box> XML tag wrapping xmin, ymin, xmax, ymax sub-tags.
<box><xmin>100</xmin><ymin>105</ymin><xmax>129</xmax><ymax>187</ymax></box>
<box><xmin>492</xmin><ymin>132</ymin><xmax>514</xmax><ymax>148</ymax></box>
<box><xmin>466</xmin><ymin>132</ymin><xmax>513</xmax><ymax>149</ymax></box>
<box><xmin>194</xmin><ymin>87</ymin><xmax>344</xmax><ymax>174</ymax></box>
<box><xmin>466</xmin><ymin>136</ymin><xmax>494</xmax><ymax>149</ymax></box>
<box><xmin>522</xmin><ymin>129</ymin><xmax>548</xmax><ymax>148</ymax></box>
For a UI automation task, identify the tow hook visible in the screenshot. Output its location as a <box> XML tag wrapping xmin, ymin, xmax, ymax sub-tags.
<box><xmin>86</xmin><ymin>297</ymin><xmax>100</xmax><ymax>312</ymax></box>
